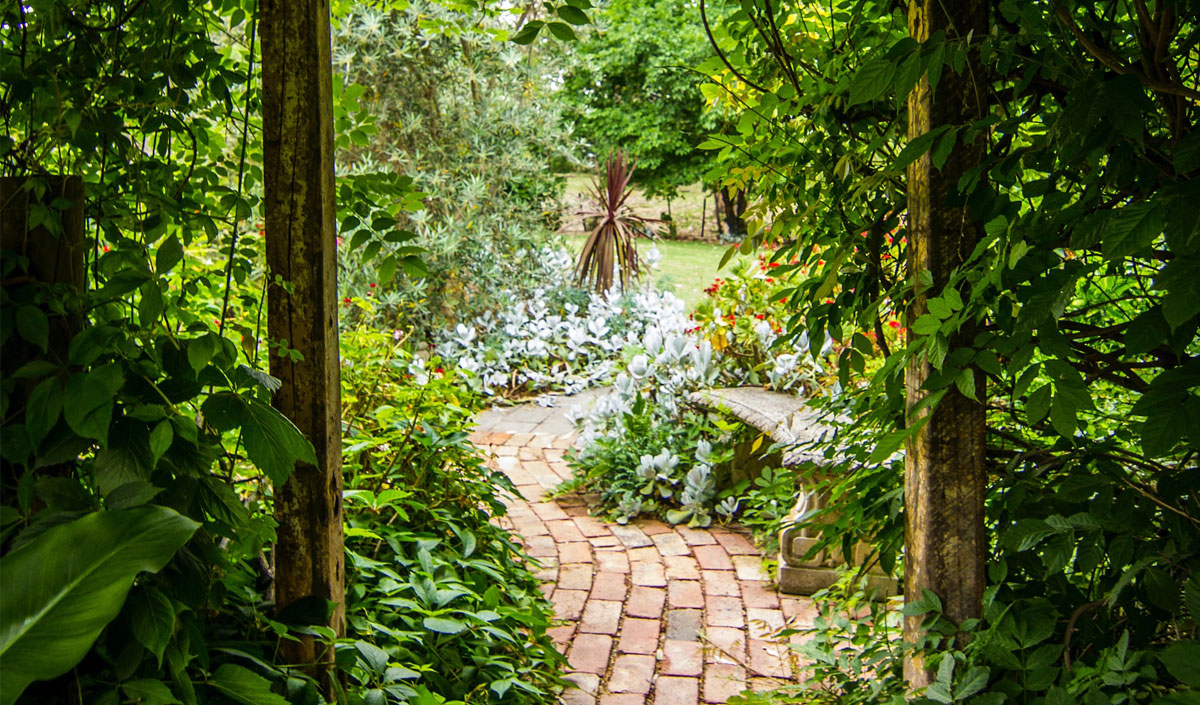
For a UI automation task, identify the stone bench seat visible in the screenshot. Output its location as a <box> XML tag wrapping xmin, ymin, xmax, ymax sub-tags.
<box><xmin>687</xmin><ymin>387</ymin><xmax>896</xmax><ymax>599</ymax></box>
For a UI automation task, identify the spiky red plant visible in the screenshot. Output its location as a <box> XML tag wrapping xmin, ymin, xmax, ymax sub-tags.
<box><xmin>575</xmin><ymin>151</ymin><xmax>657</xmax><ymax>295</ymax></box>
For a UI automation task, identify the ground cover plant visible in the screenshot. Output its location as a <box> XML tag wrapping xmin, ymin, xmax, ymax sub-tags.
<box><xmin>565</xmin><ymin>250</ymin><xmax>840</xmax><ymax>527</ymax></box>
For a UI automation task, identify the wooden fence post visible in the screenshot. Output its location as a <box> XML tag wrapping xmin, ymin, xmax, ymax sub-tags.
<box><xmin>260</xmin><ymin>0</ymin><xmax>345</xmax><ymax>677</ymax></box>
<box><xmin>904</xmin><ymin>0</ymin><xmax>989</xmax><ymax>687</ymax></box>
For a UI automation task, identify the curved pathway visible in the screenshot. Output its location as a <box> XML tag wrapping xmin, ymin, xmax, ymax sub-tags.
<box><xmin>471</xmin><ymin>397</ymin><xmax>817</xmax><ymax>704</ymax></box>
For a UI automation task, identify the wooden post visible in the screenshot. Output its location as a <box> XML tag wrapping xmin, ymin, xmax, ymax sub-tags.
<box><xmin>260</xmin><ymin>0</ymin><xmax>345</xmax><ymax>675</ymax></box>
<box><xmin>1</xmin><ymin>176</ymin><xmax>85</xmax><ymax>489</ymax></box>
<box><xmin>904</xmin><ymin>0</ymin><xmax>988</xmax><ymax>687</ymax></box>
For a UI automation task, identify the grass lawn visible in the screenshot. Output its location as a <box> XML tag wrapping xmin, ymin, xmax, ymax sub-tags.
<box><xmin>562</xmin><ymin>233</ymin><xmax>730</xmax><ymax>311</ymax></box>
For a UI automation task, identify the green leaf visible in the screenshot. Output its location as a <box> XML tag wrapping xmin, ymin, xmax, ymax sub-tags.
<box><xmin>208</xmin><ymin>664</ymin><xmax>289</xmax><ymax>705</ymax></box>
<box><xmin>1174</xmin><ymin>130</ymin><xmax>1200</xmax><ymax>173</ymax></box>
<box><xmin>149</xmin><ymin>420</ymin><xmax>173</xmax><ymax>466</ymax></box>
<box><xmin>1026</xmin><ymin>384</ymin><xmax>1052</xmax><ymax>425</ymax></box>
<box><xmin>121</xmin><ymin>679</ymin><xmax>180</xmax><ymax>705</ymax></box>
<box><xmin>16</xmin><ymin>307</ymin><xmax>48</xmax><ymax>353</ymax></box>
<box><xmin>63</xmin><ymin>365</ymin><xmax>124</xmax><ymax>444</ymax></box>
<box><xmin>1049</xmin><ymin>394</ymin><xmax>1077</xmax><ymax>437</ymax></box>
<box><xmin>1160</xmin><ymin>641</ymin><xmax>1200</xmax><ymax>687</ymax></box>
<box><xmin>188</xmin><ymin>335</ymin><xmax>216</xmax><ymax>374</ymax></box>
<box><xmin>849</xmin><ymin>57</ymin><xmax>896</xmax><ymax>106</ymax></box>
<box><xmin>546</xmin><ymin>22</ymin><xmax>577</xmax><ymax>41</ymax></box>
<box><xmin>25</xmin><ymin>377</ymin><xmax>63</xmax><ymax>449</ymax></box>
<box><xmin>556</xmin><ymin>5</ymin><xmax>590</xmax><ymax>25</ymax></box>
<box><xmin>0</xmin><ymin>507</ymin><xmax>198</xmax><ymax>705</ymax></box>
<box><xmin>955</xmin><ymin>368</ymin><xmax>977</xmax><ymax>400</ymax></box>
<box><xmin>423</xmin><ymin>616</ymin><xmax>467</xmax><ymax>634</ymax></box>
<box><xmin>510</xmin><ymin>20</ymin><xmax>543</xmax><ymax>45</ymax></box>
<box><xmin>1102</xmin><ymin>200</ymin><xmax>1164</xmax><ymax>259</ymax></box>
<box><xmin>94</xmin><ymin>420</ymin><xmax>153</xmax><ymax>496</ymax></box>
<box><xmin>912</xmin><ymin>314</ymin><xmax>941</xmax><ymax>335</ymax></box>
<box><xmin>240</xmin><ymin>396</ymin><xmax>317</xmax><ymax>486</ymax></box>
<box><xmin>130</xmin><ymin>587</ymin><xmax>175</xmax><ymax>666</ymax></box>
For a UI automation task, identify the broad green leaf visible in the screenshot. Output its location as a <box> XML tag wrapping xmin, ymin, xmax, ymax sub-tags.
<box><xmin>130</xmin><ymin>587</ymin><xmax>175</xmax><ymax>666</ymax></box>
<box><xmin>208</xmin><ymin>664</ymin><xmax>289</xmax><ymax>705</ymax></box>
<box><xmin>121</xmin><ymin>679</ymin><xmax>180</xmax><ymax>705</ymax></box>
<box><xmin>423</xmin><ymin>616</ymin><xmax>467</xmax><ymax>634</ymax></box>
<box><xmin>1026</xmin><ymin>385</ymin><xmax>1052</xmax><ymax>425</ymax></box>
<box><xmin>149</xmin><ymin>420</ymin><xmax>173</xmax><ymax>466</ymax></box>
<box><xmin>25</xmin><ymin>376</ymin><xmax>62</xmax><ymax>449</ymax></box>
<box><xmin>156</xmin><ymin>234</ymin><xmax>184</xmax><ymax>274</ymax></box>
<box><xmin>849</xmin><ymin>57</ymin><xmax>896</xmax><ymax>106</ymax></box>
<box><xmin>94</xmin><ymin>419</ymin><xmax>153</xmax><ymax>496</ymax></box>
<box><xmin>1102</xmin><ymin>200</ymin><xmax>1163</xmax><ymax>259</ymax></box>
<box><xmin>1160</xmin><ymin>641</ymin><xmax>1200</xmax><ymax>688</ymax></box>
<box><xmin>1049</xmin><ymin>394</ymin><xmax>1076</xmax><ymax>437</ymax></box>
<box><xmin>240</xmin><ymin>397</ymin><xmax>317</xmax><ymax>486</ymax></box>
<box><xmin>0</xmin><ymin>507</ymin><xmax>198</xmax><ymax>705</ymax></box>
<box><xmin>16</xmin><ymin>307</ymin><xmax>48</xmax><ymax>353</ymax></box>
<box><xmin>63</xmin><ymin>365</ymin><xmax>124</xmax><ymax>444</ymax></box>
<box><xmin>510</xmin><ymin>20</ymin><xmax>543</xmax><ymax>45</ymax></box>
<box><xmin>556</xmin><ymin>5</ymin><xmax>589</xmax><ymax>25</ymax></box>
<box><xmin>546</xmin><ymin>22</ymin><xmax>577</xmax><ymax>41</ymax></box>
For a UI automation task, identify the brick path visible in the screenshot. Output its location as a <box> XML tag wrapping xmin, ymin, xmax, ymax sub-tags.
<box><xmin>470</xmin><ymin>396</ymin><xmax>816</xmax><ymax>705</ymax></box>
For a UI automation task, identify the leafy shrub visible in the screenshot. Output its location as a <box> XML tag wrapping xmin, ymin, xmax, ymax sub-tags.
<box><xmin>434</xmin><ymin>246</ymin><xmax>691</xmax><ymax>398</ymax></box>
<box><xmin>338</xmin><ymin>326</ymin><xmax>565</xmax><ymax>703</ymax></box>
<box><xmin>332</xmin><ymin>3</ymin><xmax>576</xmax><ymax>337</ymax></box>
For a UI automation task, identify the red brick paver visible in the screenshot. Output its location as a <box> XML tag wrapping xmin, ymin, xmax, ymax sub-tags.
<box><xmin>479</xmin><ymin>425</ymin><xmax>813</xmax><ymax>703</ymax></box>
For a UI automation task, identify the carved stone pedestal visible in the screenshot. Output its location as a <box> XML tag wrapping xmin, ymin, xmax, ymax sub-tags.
<box><xmin>777</xmin><ymin>491</ymin><xmax>897</xmax><ymax>599</ymax></box>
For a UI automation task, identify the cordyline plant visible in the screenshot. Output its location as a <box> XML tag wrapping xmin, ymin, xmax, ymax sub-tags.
<box><xmin>576</xmin><ymin>151</ymin><xmax>657</xmax><ymax>295</ymax></box>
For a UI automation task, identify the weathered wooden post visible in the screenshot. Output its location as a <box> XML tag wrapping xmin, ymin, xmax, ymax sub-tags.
<box><xmin>904</xmin><ymin>0</ymin><xmax>988</xmax><ymax>687</ymax></box>
<box><xmin>1</xmin><ymin>176</ymin><xmax>85</xmax><ymax>487</ymax></box>
<box><xmin>260</xmin><ymin>0</ymin><xmax>345</xmax><ymax>675</ymax></box>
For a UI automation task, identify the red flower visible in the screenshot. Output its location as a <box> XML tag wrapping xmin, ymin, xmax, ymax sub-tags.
<box><xmin>755</xmin><ymin>314</ymin><xmax>765</xmax><ymax>320</ymax></box>
<box><xmin>765</xmin><ymin>278</ymin><xmax>774</xmax><ymax>283</ymax></box>
<box><xmin>343</xmin><ymin>297</ymin><xmax>352</xmax><ymax>304</ymax></box>
<box><xmin>768</xmin><ymin>262</ymin><xmax>781</xmax><ymax>268</ymax></box>
<box><xmin>888</xmin><ymin>320</ymin><xmax>900</xmax><ymax>329</ymax></box>
<box><xmin>435</xmin><ymin>367</ymin><xmax>444</xmax><ymax>374</ymax></box>
<box><xmin>369</xmin><ymin>282</ymin><xmax>377</xmax><ymax>288</ymax></box>
<box><xmin>778</xmin><ymin>297</ymin><xmax>788</xmax><ymax>304</ymax></box>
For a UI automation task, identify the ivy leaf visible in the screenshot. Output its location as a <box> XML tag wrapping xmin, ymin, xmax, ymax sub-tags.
<box><xmin>156</xmin><ymin>234</ymin><xmax>184</xmax><ymax>274</ymax></box>
<box><xmin>849</xmin><ymin>57</ymin><xmax>896</xmax><ymax>106</ymax></box>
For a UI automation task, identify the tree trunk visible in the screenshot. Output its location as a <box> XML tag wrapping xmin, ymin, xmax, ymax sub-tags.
<box><xmin>717</xmin><ymin>185</ymin><xmax>747</xmax><ymax>239</ymax></box>
<box><xmin>903</xmin><ymin>0</ymin><xmax>988</xmax><ymax>688</ymax></box>
<box><xmin>261</xmin><ymin>0</ymin><xmax>345</xmax><ymax>680</ymax></box>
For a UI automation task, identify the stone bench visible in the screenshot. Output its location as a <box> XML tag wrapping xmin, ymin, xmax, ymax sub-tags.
<box><xmin>686</xmin><ymin>387</ymin><xmax>896</xmax><ymax>599</ymax></box>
